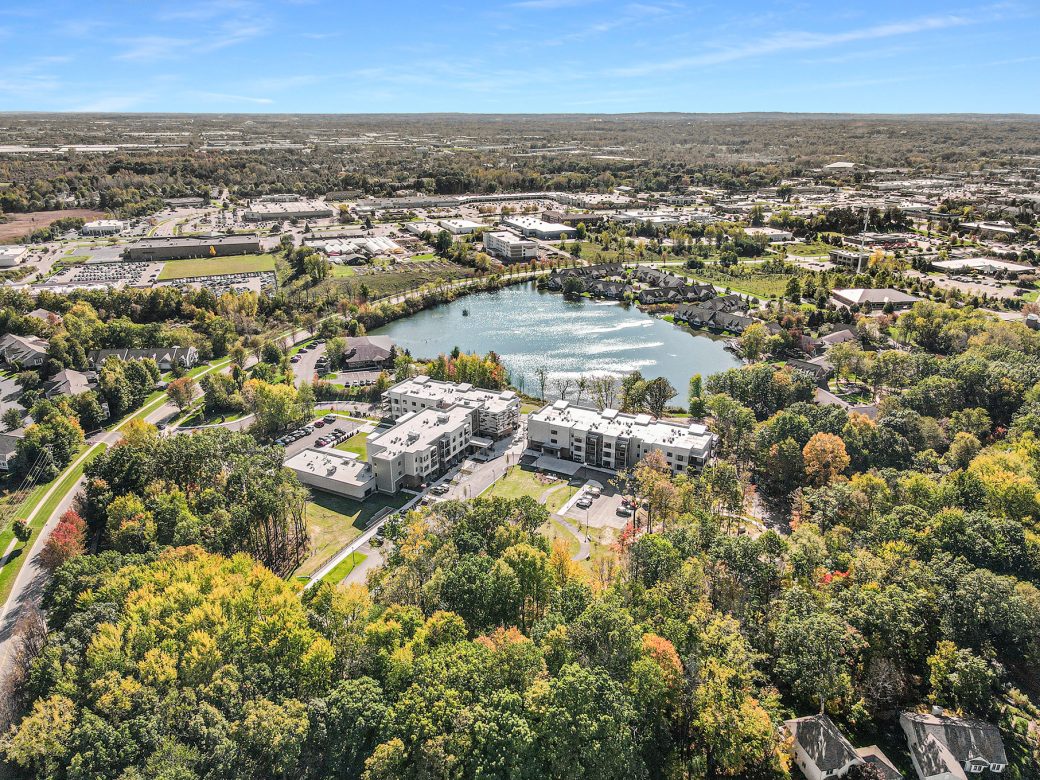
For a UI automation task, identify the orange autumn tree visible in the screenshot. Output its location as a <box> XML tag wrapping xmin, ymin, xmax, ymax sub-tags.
<box><xmin>802</xmin><ymin>432</ymin><xmax>850</xmax><ymax>487</ymax></box>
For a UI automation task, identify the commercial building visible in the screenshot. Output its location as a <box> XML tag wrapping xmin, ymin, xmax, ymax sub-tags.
<box><xmin>124</xmin><ymin>234</ymin><xmax>261</xmax><ymax>262</ymax></box>
<box><xmin>932</xmin><ymin>257</ymin><xmax>1033</xmax><ymax>276</ymax></box>
<box><xmin>829</xmin><ymin>249</ymin><xmax>871</xmax><ymax>273</ymax></box>
<box><xmin>831</xmin><ymin>288</ymin><xmax>920</xmax><ymax>312</ymax></box>
<box><xmin>81</xmin><ymin>220</ymin><xmax>124</xmax><ymax>236</ymax></box>
<box><xmin>0</xmin><ymin>245</ymin><xmax>28</xmax><ymax>268</ymax></box>
<box><xmin>284</xmin><ymin>448</ymin><xmax>377</xmax><ymax>500</ymax></box>
<box><xmin>745</xmin><ymin>226</ymin><xmax>794</xmax><ymax>243</ymax></box>
<box><xmin>527</xmin><ymin>400</ymin><xmax>717</xmax><ymax>475</ymax></box>
<box><xmin>500</xmin><ymin>216</ymin><xmax>577</xmax><ymax>240</ymax></box>
<box><xmin>438</xmin><ymin>218</ymin><xmax>483</xmax><ymax>235</ymax></box>
<box><xmin>384</xmin><ymin>375</ymin><xmax>520</xmax><ymax>438</ymax></box>
<box><xmin>367</xmin><ymin>405</ymin><xmax>476</xmax><ymax>493</ymax></box>
<box><xmin>483</xmin><ymin>231</ymin><xmax>539</xmax><ymax>262</ymax></box>
<box><xmin>959</xmin><ymin>220</ymin><xmax>1018</xmax><ymax>239</ymax></box>
<box><xmin>243</xmin><ymin>195</ymin><xmax>334</xmax><ymax>222</ymax></box>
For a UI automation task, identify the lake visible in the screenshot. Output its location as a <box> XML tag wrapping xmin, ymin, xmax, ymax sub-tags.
<box><xmin>372</xmin><ymin>283</ymin><xmax>741</xmax><ymax>397</ymax></box>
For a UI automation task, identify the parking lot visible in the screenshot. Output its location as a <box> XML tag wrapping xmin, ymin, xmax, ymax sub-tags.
<box><xmin>278</xmin><ymin>414</ymin><xmax>373</xmax><ymax>458</ymax></box>
<box><xmin>560</xmin><ymin>477</ymin><xmax>632</xmax><ymax>530</ymax></box>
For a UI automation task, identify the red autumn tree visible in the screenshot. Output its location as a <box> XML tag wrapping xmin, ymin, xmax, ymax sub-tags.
<box><xmin>39</xmin><ymin>509</ymin><xmax>87</xmax><ymax>571</ymax></box>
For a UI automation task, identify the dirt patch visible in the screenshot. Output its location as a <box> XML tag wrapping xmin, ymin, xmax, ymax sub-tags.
<box><xmin>0</xmin><ymin>209</ymin><xmax>107</xmax><ymax>242</ymax></box>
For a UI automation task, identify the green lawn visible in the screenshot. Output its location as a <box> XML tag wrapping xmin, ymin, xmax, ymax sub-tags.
<box><xmin>334</xmin><ymin>431</ymin><xmax>369</xmax><ymax>459</ymax></box>
<box><xmin>325</xmin><ymin>551</ymin><xmax>368</xmax><ymax>585</ymax></box>
<box><xmin>783</xmin><ymin>241</ymin><xmax>834</xmax><ymax>257</ymax></box>
<box><xmin>0</xmin><ymin>444</ymin><xmax>107</xmax><ymax>604</ymax></box>
<box><xmin>331</xmin><ymin>265</ymin><xmax>357</xmax><ymax>278</ymax></box>
<box><xmin>158</xmin><ymin>253</ymin><xmax>276</xmax><ymax>280</ymax></box>
<box><xmin>295</xmin><ymin>491</ymin><xmax>410</xmax><ymax>578</ymax></box>
<box><xmin>485</xmin><ymin>466</ymin><xmax>577</xmax><ymax>512</ymax></box>
<box><xmin>679</xmin><ymin>268</ymin><xmax>794</xmax><ymax>299</ymax></box>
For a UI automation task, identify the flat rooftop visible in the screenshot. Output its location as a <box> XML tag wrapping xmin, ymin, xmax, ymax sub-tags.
<box><xmin>531</xmin><ymin>400</ymin><xmax>714</xmax><ymax>452</ymax></box>
<box><xmin>369</xmin><ymin>405</ymin><xmax>473</xmax><ymax>458</ymax></box>
<box><xmin>129</xmin><ymin>234</ymin><xmax>260</xmax><ymax>249</ymax></box>
<box><xmin>284</xmin><ymin>447</ymin><xmax>374</xmax><ymax>487</ymax></box>
<box><xmin>390</xmin><ymin>375</ymin><xmax>518</xmax><ymax>415</ymax></box>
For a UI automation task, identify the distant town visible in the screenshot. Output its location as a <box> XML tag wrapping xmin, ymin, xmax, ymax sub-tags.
<box><xmin>0</xmin><ymin>113</ymin><xmax>1038</xmax><ymax>780</ymax></box>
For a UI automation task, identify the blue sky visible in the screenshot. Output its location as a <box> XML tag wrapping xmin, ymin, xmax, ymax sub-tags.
<box><xmin>0</xmin><ymin>0</ymin><xmax>1037</xmax><ymax>113</ymax></box>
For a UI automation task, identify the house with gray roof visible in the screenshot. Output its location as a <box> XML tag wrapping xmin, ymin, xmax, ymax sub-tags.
<box><xmin>786</xmin><ymin>714</ymin><xmax>863</xmax><ymax>780</ymax></box>
<box><xmin>900</xmin><ymin>709</ymin><xmax>1007</xmax><ymax>780</ymax></box>
<box><xmin>0</xmin><ymin>334</ymin><xmax>49</xmax><ymax>367</ymax></box>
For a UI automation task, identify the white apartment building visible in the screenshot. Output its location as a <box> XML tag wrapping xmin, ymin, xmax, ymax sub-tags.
<box><xmin>527</xmin><ymin>400</ymin><xmax>717</xmax><ymax>474</ymax></box>
<box><xmin>367</xmin><ymin>405</ymin><xmax>475</xmax><ymax>493</ymax></box>
<box><xmin>81</xmin><ymin>220</ymin><xmax>125</xmax><ymax>236</ymax></box>
<box><xmin>384</xmin><ymin>375</ymin><xmax>520</xmax><ymax>438</ymax></box>
<box><xmin>483</xmin><ymin>230</ymin><xmax>539</xmax><ymax>262</ymax></box>
<box><xmin>500</xmin><ymin>215</ymin><xmax>577</xmax><ymax>240</ymax></box>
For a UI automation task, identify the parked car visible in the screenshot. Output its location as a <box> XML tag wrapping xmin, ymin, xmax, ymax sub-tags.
<box><xmin>616</xmin><ymin>505</ymin><xmax>633</xmax><ymax>517</ymax></box>
<box><xmin>323</xmin><ymin>414</ymin><xmax>337</xmax><ymax>423</ymax></box>
<box><xmin>587</xmin><ymin>486</ymin><xmax>602</xmax><ymax>497</ymax></box>
<box><xmin>576</xmin><ymin>498</ymin><xmax>593</xmax><ymax>509</ymax></box>
<box><xmin>314</xmin><ymin>420</ymin><xmax>325</xmax><ymax>428</ymax></box>
<box><xmin>431</xmin><ymin>485</ymin><xmax>449</xmax><ymax>495</ymax></box>
<box><xmin>290</xmin><ymin>356</ymin><xmax>300</xmax><ymax>363</ymax></box>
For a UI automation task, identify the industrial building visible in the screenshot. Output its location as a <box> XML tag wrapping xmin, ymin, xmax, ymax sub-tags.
<box><xmin>500</xmin><ymin>215</ymin><xmax>577</xmax><ymax>240</ymax></box>
<box><xmin>527</xmin><ymin>400</ymin><xmax>717</xmax><ymax>475</ymax></box>
<box><xmin>243</xmin><ymin>195</ymin><xmax>334</xmax><ymax>222</ymax></box>
<box><xmin>438</xmin><ymin>218</ymin><xmax>483</xmax><ymax>235</ymax></box>
<box><xmin>384</xmin><ymin>375</ymin><xmax>520</xmax><ymax>438</ymax></box>
<box><xmin>123</xmin><ymin>235</ymin><xmax>261</xmax><ymax>262</ymax></box>
<box><xmin>483</xmin><ymin>231</ymin><xmax>538</xmax><ymax>262</ymax></box>
<box><xmin>0</xmin><ymin>245</ymin><xmax>28</xmax><ymax>268</ymax></box>
<box><xmin>932</xmin><ymin>257</ymin><xmax>1033</xmax><ymax>276</ymax></box>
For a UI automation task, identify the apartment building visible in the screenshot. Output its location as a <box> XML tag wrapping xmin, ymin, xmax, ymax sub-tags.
<box><xmin>384</xmin><ymin>375</ymin><xmax>520</xmax><ymax>438</ymax></box>
<box><xmin>483</xmin><ymin>230</ymin><xmax>539</xmax><ymax>262</ymax></box>
<box><xmin>527</xmin><ymin>400</ymin><xmax>717</xmax><ymax>474</ymax></box>
<box><xmin>500</xmin><ymin>215</ymin><xmax>577</xmax><ymax>240</ymax></box>
<box><xmin>367</xmin><ymin>405</ymin><xmax>475</xmax><ymax>493</ymax></box>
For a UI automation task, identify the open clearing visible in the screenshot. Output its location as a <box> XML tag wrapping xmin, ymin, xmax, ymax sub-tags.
<box><xmin>295</xmin><ymin>491</ymin><xmax>410</xmax><ymax>578</ymax></box>
<box><xmin>158</xmin><ymin>253</ymin><xmax>276</xmax><ymax>280</ymax></box>
<box><xmin>334</xmin><ymin>431</ymin><xmax>369</xmax><ymax>459</ymax></box>
<box><xmin>0</xmin><ymin>209</ymin><xmax>106</xmax><ymax>241</ymax></box>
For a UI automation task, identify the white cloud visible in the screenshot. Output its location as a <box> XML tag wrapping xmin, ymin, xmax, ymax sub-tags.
<box><xmin>192</xmin><ymin>91</ymin><xmax>274</xmax><ymax>105</ymax></box>
<box><xmin>610</xmin><ymin>12</ymin><xmax>976</xmax><ymax>76</ymax></box>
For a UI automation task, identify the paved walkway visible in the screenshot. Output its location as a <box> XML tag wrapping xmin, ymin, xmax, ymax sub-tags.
<box><xmin>538</xmin><ymin>483</ymin><xmax>590</xmax><ymax>561</ymax></box>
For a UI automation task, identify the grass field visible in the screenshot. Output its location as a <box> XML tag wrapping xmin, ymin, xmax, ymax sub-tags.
<box><xmin>334</xmin><ymin>431</ymin><xmax>369</xmax><ymax>459</ymax></box>
<box><xmin>783</xmin><ymin>241</ymin><xmax>834</xmax><ymax>256</ymax></box>
<box><xmin>320</xmin><ymin>262</ymin><xmax>475</xmax><ymax>299</ymax></box>
<box><xmin>0</xmin><ymin>209</ymin><xmax>106</xmax><ymax>242</ymax></box>
<box><xmin>295</xmin><ymin>491</ymin><xmax>410</xmax><ymax>578</ymax></box>
<box><xmin>325</xmin><ymin>551</ymin><xmax>368</xmax><ymax>585</ymax></box>
<box><xmin>679</xmin><ymin>267</ymin><xmax>795</xmax><ymax>299</ymax></box>
<box><xmin>158</xmin><ymin>253</ymin><xmax>276</xmax><ymax>280</ymax></box>
<box><xmin>485</xmin><ymin>466</ymin><xmax>578</xmax><ymax>512</ymax></box>
<box><xmin>331</xmin><ymin>265</ymin><xmax>356</xmax><ymax>278</ymax></box>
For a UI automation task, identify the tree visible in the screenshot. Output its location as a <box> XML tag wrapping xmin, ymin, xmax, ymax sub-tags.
<box><xmin>39</xmin><ymin>510</ymin><xmax>87</xmax><ymax>571</ymax></box>
<box><xmin>642</xmin><ymin>377</ymin><xmax>676</xmax><ymax>418</ymax></box>
<box><xmin>688</xmin><ymin>374</ymin><xmax>706</xmax><ymax>418</ymax></box>
<box><xmin>927</xmin><ymin>641</ymin><xmax>996</xmax><ymax>714</ymax></box>
<box><xmin>802</xmin><ymin>433</ymin><xmax>850</xmax><ymax>487</ymax></box>
<box><xmin>2</xmin><ymin>406</ymin><xmax>23</xmax><ymax>431</ymax></box>
<box><xmin>12</xmin><ymin>519</ymin><xmax>31</xmax><ymax>543</ymax></box>
<box><xmin>739</xmin><ymin>322</ymin><xmax>771</xmax><ymax>361</ymax></box>
<box><xmin>166</xmin><ymin>375</ymin><xmax>197</xmax><ymax>413</ymax></box>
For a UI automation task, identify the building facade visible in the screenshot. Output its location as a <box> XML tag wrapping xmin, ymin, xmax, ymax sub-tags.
<box><xmin>527</xmin><ymin>400</ymin><xmax>717</xmax><ymax>474</ymax></box>
<box><xmin>483</xmin><ymin>231</ymin><xmax>539</xmax><ymax>262</ymax></box>
<box><xmin>384</xmin><ymin>375</ymin><xmax>520</xmax><ymax>438</ymax></box>
<box><xmin>124</xmin><ymin>235</ymin><xmax>261</xmax><ymax>262</ymax></box>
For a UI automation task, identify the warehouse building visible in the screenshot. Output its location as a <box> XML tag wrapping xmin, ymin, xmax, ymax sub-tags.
<box><xmin>500</xmin><ymin>215</ymin><xmax>577</xmax><ymax>240</ymax></box>
<box><xmin>243</xmin><ymin>195</ymin><xmax>334</xmax><ymax>222</ymax></box>
<box><xmin>0</xmin><ymin>245</ymin><xmax>28</xmax><ymax>268</ymax></box>
<box><xmin>438</xmin><ymin>218</ymin><xmax>483</xmax><ymax>235</ymax></box>
<box><xmin>483</xmin><ymin>231</ymin><xmax>538</xmax><ymax>262</ymax></box>
<box><xmin>123</xmin><ymin>234</ymin><xmax>261</xmax><ymax>262</ymax></box>
<box><xmin>527</xmin><ymin>400</ymin><xmax>717</xmax><ymax>475</ymax></box>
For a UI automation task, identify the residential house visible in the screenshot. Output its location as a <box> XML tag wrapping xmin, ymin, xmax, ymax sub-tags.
<box><xmin>338</xmin><ymin>336</ymin><xmax>394</xmax><ymax>371</ymax></box>
<box><xmin>831</xmin><ymin>288</ymin><xmax>920</xmax><ymax>312</ymax></box>
<box><xmin>44</xmin><ymin>369</ymin><xmax>95</xmax><ymax>398</ymax></box>
<box><xmin>900</xmin><ymin>709</ymin><xmax>1007</xmax><ymax>780</ymax></box>
<box><xmin>785</xmin><ymin>714</ymin><xmax>863</xmax><ymax>780</ymax></box>
<box><xmin>0</xmin><ymin>334</ymin><xmax>49</xmax><ymax>367</ymax></box>
<box><xmin>787</xmin><ymin>358</ymin><xmax>834</xmax><ymax>387</ymax></box>
<box><xmin>0</xmin><ymin>428</ymin><xmax>25</xmax><ymax>471</ymax></box>
<box><xmin>88</xmin><ymin>346</ymin><xmax>199</xmax><ymax>371</ymax></box>
<box><xmin>26</xmin><ymin>308</ymin><xmax>62</xmax><ymax>327</ymax></box>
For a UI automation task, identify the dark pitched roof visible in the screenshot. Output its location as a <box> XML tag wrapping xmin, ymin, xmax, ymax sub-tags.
<box><xmin>786</xmin><ymin>714</ymin><xmax>860</xmax><ymax>773</ymax></box>
<box><xmin>903</xmin><ymin>712</ymin><xmax>1007</xmax><ymax>777</ymax></box>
